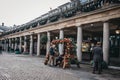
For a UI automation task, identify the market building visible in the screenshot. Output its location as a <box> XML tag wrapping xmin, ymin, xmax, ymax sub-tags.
<box><xmin>0</xmin><ymin>0</ymin><xmax>120</xmax><ymax>67</ymax></box>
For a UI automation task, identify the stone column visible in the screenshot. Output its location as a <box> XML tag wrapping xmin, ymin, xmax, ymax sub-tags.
<box><xmin>11</xmin><ymin>38</ymin><xmax>14</xmax><ymax>49</ymax></box>
<box><xmin>103</xmin><ymin>21</ymin><xmax>109</xmax><ymax>63</ymax></box>
<box><xmin>37</xmin><ymin>33</ymin><xmax>41</xmax><ymax>56</ymax></box>
<box><xmin>37</xmin><ymin>22</ymin><xmax>40</xmax><ymax>26</ymax></box>
<box><xmin>7</xmin><ymin>39</ymin><xmax>9</xmax><ymax>51</ymax></box>
<box><xmin>59</xmin><ymin>29</ymin><xmax>64</xmax><ymax>55</ymax></box>
<box><xmin>9</xmin><ymin>39</ymin><xmax>11</xmax><ymax>48</ymax></box>
<box><xmin>30</xmin><ymin>35</ymin><xmax>33</xmax><ymax>55</ymax></box>
<box><xmin>15</xmin><ymin>38</ymin><xmax>17</xmax><ymax>50</ymax></box>
<box><xmin>24</xmin><ymin>36</ymin><xmax>27</xmax><ymax>52</ymax></box>
<box><xmin>13</xmin><ymin>38</ymin><xmax>16</xmax><ymax>50</ymax></box>
<box><xmin>19</xmin><ymin>37</ymin><xmax>22</xmax><ymax>52</ymax></box>
<box><xmin>5</xmin><ymin>39</ymin><xmax>8</xmax><ymax>52</ymax></box>
<box><xmin>77</xmin><ymin>26</ymin><xmax>83</xmax><ymax>62</ymax></box>
<box><xmin>9</xmin><ymin>39</ymin><xmax>11</xmax><ymax>51</ymax></box>
<box><xmin>46</xmin><ymin>32</ymin><xmax>51</xmax><ymax>54</ymax></box>
<box><xmin>4</xmin><ymin>40</ymin><xmax>7</xmax><ymax>51</ymax></box>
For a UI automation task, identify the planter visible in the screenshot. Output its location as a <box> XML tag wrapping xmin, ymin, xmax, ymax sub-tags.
<box><xmin>63</xmin><ymin>9</ymin><xmax>75</xmax><ymax>18</ymax></box>
<box><xmin>39</xmin><ymin>19</ymin><xmax>48</xmax><ymax>25</ymax></box>
<box><xmin>90</xmin><ymin>60</ymin><xmax>108</xmax><ymax>69</ymax></box>
<box><xmin>49</xmin><ymin>15</ymin><xmax>59</xmax><ymax>22</ymax></box>
<box><xmin>15</xmin><ymin>51</ymin><xmax>21</xmax><ymax>54</ymax></box>
<box><xmin>31</xmin><ymin>22</ymin><xmax>38</xmax><ymax>28</ymax></box>
<box><xmin>10</xmin><ymin>48</ymin><xmax>14</xmax><ymax>53</ymax></box>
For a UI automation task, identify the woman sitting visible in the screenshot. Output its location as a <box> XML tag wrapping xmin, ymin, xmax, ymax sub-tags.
<box><xmin>55</xmin><ymin>54</ymin><xmax>64</xmax><ymax>67</ymax></box>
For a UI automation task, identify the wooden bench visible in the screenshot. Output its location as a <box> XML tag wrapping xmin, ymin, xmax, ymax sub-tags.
<box><xmin>62</xmin><ymin>54</ymin><xmax>71</xmax><ymax>69</ymax></box>
<box><xmin>62</xmin><ymin>54</ymin><xmax>80</xmax><ymax>69</ymax></box>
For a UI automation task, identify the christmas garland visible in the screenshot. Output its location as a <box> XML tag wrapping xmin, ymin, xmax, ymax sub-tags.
<box><xmin>51</xmin><ymin>38</ymin><xmax>71</xmax><ymax>44</ymax></box>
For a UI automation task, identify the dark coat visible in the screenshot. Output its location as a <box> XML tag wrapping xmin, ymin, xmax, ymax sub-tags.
<box><xmin>93</xmin><ymin>46</ymin><xmax>103</xmax><ymax>62</ymax></box>
<box><xmin>49</xmin><ymin>47</ymin><xmax>55</xmax><ymax>56</ymax></box>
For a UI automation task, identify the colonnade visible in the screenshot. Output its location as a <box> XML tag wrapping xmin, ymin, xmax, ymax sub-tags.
<box><xmin>0</xmin><ymin>21</ymin><xmax>110</xmax><ymax>63</ymax></box>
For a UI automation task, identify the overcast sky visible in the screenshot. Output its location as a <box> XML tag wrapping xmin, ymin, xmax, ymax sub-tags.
<box><xmin>0</xmin><ymin>0</ymin><xmax>70</xmax><ymax>26</ymax></box>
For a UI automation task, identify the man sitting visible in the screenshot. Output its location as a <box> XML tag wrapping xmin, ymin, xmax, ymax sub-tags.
<box><xmin>55</xmin><ymin>54</ymin><xmax>64</xmax><ymax>67</ymax></box>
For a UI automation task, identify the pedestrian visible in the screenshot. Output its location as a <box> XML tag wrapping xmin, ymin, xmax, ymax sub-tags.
<box><xmin>48</xmin><ymin>43</ymin><xmax>56</xmax><ymax>66</ymax></box>
<box><xmin>44</xmin><ymin>53</ymin><xmax>50</xmax><ymax>65</ymax></box>
<box><xmin>92</xmin><ymin>42</ymin><xmax>103</xmax><ymax>74</ymax></box>
<box><xmin>0</xmin><ymin>45</ymin><xmax>2</xmax><ymax>54</ymax></box>
<box><xmin>90</xmin><ymin>43</ymin><xmax>96</xmax><ymax>60</ymax></box>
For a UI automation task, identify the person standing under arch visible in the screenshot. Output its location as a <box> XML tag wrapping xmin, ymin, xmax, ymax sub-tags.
<box><xmin>92</xmin><ymin>42</ymin><xmax>103</xmax><ymax>74</ymax></box>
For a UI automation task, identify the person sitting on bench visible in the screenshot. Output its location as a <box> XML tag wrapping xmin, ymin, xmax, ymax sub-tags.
<box><xmin>55</xmin><ymin>54</ymin><xmax>64</xmax><ymax>67</ymax></box>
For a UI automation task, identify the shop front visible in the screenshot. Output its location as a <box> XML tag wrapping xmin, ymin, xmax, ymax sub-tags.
<box><xmin>109</xmin><ymin>31</ymin><xmax>120</xmax><ymax>67</ymax></box>
<box><xmin>81</xmin><ymin>19</ymin><xmax>120</xmax><ymax>67</ymax></box>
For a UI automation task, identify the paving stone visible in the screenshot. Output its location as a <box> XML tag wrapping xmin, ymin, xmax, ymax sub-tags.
<box><xmin>0</xmin><ymin>52</ymin><xmax>120</xmax><ymax>80</ymax></box>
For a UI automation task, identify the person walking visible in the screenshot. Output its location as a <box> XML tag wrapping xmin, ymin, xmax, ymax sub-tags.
<box><xmin>92</xmin><ymin>42</ymin><xmax>103</xmax><ymax>74</ymax></box>
<box><xmin>49</xmin><ymin>43</ymin><xmax>56</xmax><ymax>66</ymax></box>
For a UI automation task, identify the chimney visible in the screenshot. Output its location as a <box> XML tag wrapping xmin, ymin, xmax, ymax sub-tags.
<box><xmin>2</xmin><ymin>23</ymin><xmax>4</xmax><ymax>26</ymax></box>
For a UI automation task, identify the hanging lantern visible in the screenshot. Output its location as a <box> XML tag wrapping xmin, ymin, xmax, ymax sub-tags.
<box><xmin>115</xmin><ymin>26</ymin><xmax>120</xmax><ymax>34</ymax></box>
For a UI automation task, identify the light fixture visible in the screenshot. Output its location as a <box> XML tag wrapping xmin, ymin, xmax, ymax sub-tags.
<box><xmin>91</xmin><ymin>24</ymin><xmax>94</xmax><ymax>27</ymax></box>
<box><xmin>115</xmin><ymin>25</ymin><xmax>120</xmax><ymax>34</ymax></box>
<box><xmin>55</xmin><ymin>37</ymin><xmax>58</xmax><ymax>39</ymax></box>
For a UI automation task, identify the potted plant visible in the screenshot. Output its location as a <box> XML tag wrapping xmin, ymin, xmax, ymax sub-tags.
<box><xmin>39</xmin><ymin>18</ymin><xmax>48</xmax><ymax>25</ymax></box>
<box><xmin>40</xmin><ymin>34</ymin><xmax>48</xmax><ymax>44</ymax></box>
<box><xmin>49</xmin><ymin>14</ymin><xmax>60</xmax><ymax>22</ymax></box>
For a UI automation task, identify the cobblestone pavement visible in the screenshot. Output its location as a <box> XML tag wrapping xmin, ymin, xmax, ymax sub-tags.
<box><xmin>0</xmin><ymin>52</ymin><xmax>120</xmax><ymax>80</ymax></box>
